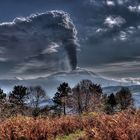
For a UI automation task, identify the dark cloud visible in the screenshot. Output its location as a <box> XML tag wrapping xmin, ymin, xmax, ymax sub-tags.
<box><xmin>0</xmin><ymin>10</ymin><xmax>78</xmax><ymax>78</ymax></box>
<box><xmin>74</xmin><ymin>0</ymin><xmax>140</xmax><ymax>76</ymax></box>
<box><xmin>0</xmin><ymin>0</ymin><xmax>140</xmax><ymax>79</ymax></box>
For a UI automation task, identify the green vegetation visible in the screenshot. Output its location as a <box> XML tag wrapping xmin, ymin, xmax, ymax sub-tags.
<box><xmin>56</xmin><ymin>130</ymin><xmax>85</xmax><ymax>140</ymax></box>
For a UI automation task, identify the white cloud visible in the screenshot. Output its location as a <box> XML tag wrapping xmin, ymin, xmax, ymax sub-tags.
<box><xmin>0</xmin><ymin>58</ymin><xmax>8</xmax><ymax>62</ymax></box>
<box><xmin>119</xmin><ymin>31</ymin><xmax>127</xmax><ymax>41</ymax></box>
<box><xmin>106</xmin><ymin>0</ymin><xmax>115</xmax><ymax>6</ymax></box>
<box><xmin>121</xmin><ymin>77</ymin><xmax>140</xmax><ymax>85</ymax></box>
<box><xmin>104</xmin><ymin>16</ymin><xmax>126</xmax><ymax>28</ymax></box>
<box><xmin>41</xmin><ymin>42</ymin><xmax>60</xmax><ymax>54</ymax></box>
<box><xmin>128</xmin><ymin>5</ymin><xmax>140</xmax><ymax>13</ymax></box>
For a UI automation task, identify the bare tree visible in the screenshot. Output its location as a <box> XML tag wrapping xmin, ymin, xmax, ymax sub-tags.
<box><xmin>28</xmin><ymin>86</ymin><xmax>48</xmax><ymax>117</ymax></box>
<box><xmin>71</xmin><ymin>80</ymin><xmax>103</xmax><ymax>115</ymax></box>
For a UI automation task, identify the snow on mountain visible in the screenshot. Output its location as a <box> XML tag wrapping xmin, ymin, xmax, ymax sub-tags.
<box><xmin>0</xmin><ymin>68</ymin><xmax>122</xmax><ymax>97</ymax></box>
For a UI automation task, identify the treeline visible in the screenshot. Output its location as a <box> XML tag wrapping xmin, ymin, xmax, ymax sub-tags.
<box><xmin>0</xmin><ymin>86</ymin><xmax>47</xmax><ymax>118</ymax></box>
<box><xmin>53</xmin><ymin>80</ymin><xmax>134</xmax><ymax>116</ymax></box>
<box><xmin>0</xmin><ymin>79</ymin><xmax>134</xmax><ymax>118</ymax></box>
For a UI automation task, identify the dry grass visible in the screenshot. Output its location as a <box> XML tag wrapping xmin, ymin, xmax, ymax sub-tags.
<box><xmin>83</xmin><ymin>110</ymin><xmax>140</xmax><ymax>140</ymax></box>
<box><xmin>0</xmin><ymin>110</ymin><xmax>140</xmax><ymax>140</ymax></box>
<box><xmin>0</xmin><ymin>115</ymin><xmax>83</xmax><ymax>140</ymax></box>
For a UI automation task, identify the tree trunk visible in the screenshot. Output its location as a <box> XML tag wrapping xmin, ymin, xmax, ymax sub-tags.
<box><xmin>63</xmin><ymin>96</ymin><xmax>66</xmax><ymax>116</ymax></box>
<box><xmin>63</xmin><ymin>102</ymin><xmax>66</xmax><ymax>115</ymax></box>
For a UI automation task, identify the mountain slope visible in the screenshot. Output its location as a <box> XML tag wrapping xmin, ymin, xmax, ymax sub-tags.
<box><xmin>0</xmin><ymin>68</ymin><xmax>122</xmax><ymax>97</ymax></box>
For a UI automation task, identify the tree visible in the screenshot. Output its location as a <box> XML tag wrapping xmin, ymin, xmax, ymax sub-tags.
<box><xmin>116</xmin><ymin>87</ymin><xmax>134</xmax><ymax>110</ymax></box>
<box><xmin>105</xmin><ymin>93</ymin><xmax>117</xmax><ymax>114</ymax></box>
<box><xmin>28</xmin><ymin>86</ymin><xmax>47</xmax><ymax>117</ymax></box>
<box><xmin>72</xmin><ymin>84</ymin><xmax>83</xmax><ymax>115</ymax></box>
<box><xmin>72</xmin><ymin>80</ymin><xmax>103</xmax><ymax>115</ymax></box>
<box><xmin>0</xmin><ymin>88</ymin><xmax>7</xmax><ymax>116</ymax></box>
<box><xmin>9</xmin><ymin>85</ymin><xmax>28</xmax><ymax>106</ymax></box>
<box><xmin>53</xmin><ymin>82</ymin><xmax>71</xmax><ymax>116</ymax></box>
<box><xmin>0</xmin><ymin>88</ymin><xmax>6</xmax><ymax>101</ymax></box>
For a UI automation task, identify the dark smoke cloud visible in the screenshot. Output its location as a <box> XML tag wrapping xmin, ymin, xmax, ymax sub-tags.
<box><xmin>0</xmin><ymin>10</ymin><xmax>78</xmax><ymax>78</ymax></box>
<box><xmin>75</xmin><ymin>0</ymin><xmax>140</xmax><ymax>74</ymax></box>
<box><xmin>0</xmin><ymin>0</ymin><xmax>140</xmax><ymax>79</ymax></box>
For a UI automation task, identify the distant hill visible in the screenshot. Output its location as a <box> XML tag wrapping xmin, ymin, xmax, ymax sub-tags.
<box><xmin>103</xmin><ymin>85</ymin><xmax>140</xmax><ymax>107</ymax></box>
<box><xmin>103</xmin><ymin>85</ymin><xmax>140</xmax><ymax>94</ymax></box>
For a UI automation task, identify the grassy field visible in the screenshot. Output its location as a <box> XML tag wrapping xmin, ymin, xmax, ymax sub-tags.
<box><xmin>0</xmin><ymin>109</ymin><xmax>139</xmax><ymax>140</ymax></box>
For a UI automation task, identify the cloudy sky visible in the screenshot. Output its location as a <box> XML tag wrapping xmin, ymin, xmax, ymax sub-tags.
<box><xmin>0</xmin><ymin>0</ymin><xmax>140</xmax><ymax>80</ymax></box>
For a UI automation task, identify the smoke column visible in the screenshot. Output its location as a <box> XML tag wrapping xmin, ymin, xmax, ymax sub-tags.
<box><xmin>0</xmin><ymin>10</ymin><xmax>78</xmax><ymax>73</ymax></box>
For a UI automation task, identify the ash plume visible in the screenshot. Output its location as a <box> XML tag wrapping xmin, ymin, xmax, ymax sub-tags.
<box><xmin>0</xmin><ymin>10</ymin><xmax>78</xmax><ymax>77</ymax></box>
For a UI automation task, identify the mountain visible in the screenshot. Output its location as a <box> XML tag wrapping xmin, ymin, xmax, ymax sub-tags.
<box><xmin>0</xmin><ymin>68</ymin><xmax>123</xmax><ymax>97</ymax></box>
<box><xmin>103</xmin><ymin>85</ymin><xmax>140</xmax><ymax>94</ymax></box>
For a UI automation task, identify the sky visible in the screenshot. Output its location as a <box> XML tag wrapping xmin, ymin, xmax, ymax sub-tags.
<box><xmin>0</xmin><ymin>0</ymin><xmax>140</xmax><ymax>81</ymax></box>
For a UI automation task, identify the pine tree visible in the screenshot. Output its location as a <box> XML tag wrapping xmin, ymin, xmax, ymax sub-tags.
<box><xmin>53</xmin><ymin>82</ymin><xmax>71</xmax><ymax>115</ymax></box>
<box><xmin>105</xmin><ymin>93</ymin><xmax>117</xmax><ymax>114</ymax></box>
<box><xmin>9</xmin><ymin>85</ymin><xmax>28</xmax><ymax>106</ymax></box>
<box><xmin>116</xmin><ymin>87</ymin><xmax>134</xmax><ymax>110</ymax></box>
<box><xmin>0</xmin><ymin>88</ymin><xmax>6</xmax><ymax>101</ymax></box>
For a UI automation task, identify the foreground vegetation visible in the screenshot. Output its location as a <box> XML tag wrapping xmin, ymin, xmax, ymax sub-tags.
<box><xmin>0</xmin><ymin>109</ymin><xmax>139</xmax><ymax>140</ymax></box>
<box><xmin>0</xmin><ymin>79</ymin><xmax>137</xmax><ymax>139</ymax></box>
